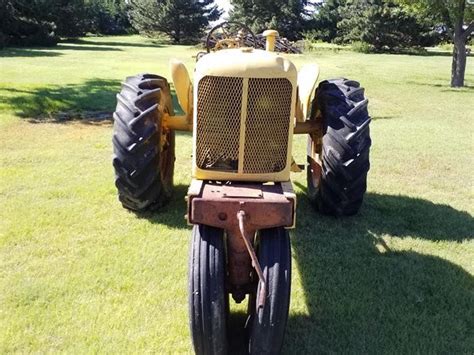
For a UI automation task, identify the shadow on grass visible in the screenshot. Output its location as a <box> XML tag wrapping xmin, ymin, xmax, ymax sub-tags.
<box><xmin>406</xmin><ymin>81</ymin><xmax>474</xmax><ymax>91</ymax></box>
<box><xmin>134</xmin><ymin>184</ymin><xmax>189</xmax><ymax>230</ymax></box>
<box><xmin>0</xmin><ymin>42</ymin><xmax>124</xmax><ymax>57</ymax></box>
<box><xmin>54</xmin><ymin>44</ymin><xmax>122</xmax><ymax>52</ymax></box>
<box><xmin>3</xmin><ymin>80</ymin><xmax>186</xmax><ymax>122</ymax></box>
<box><xmin>410</xmin><ymin>50</ymin><xmax>452</xmax><ymax>57</ymax></box>
<box><xmin>220</xmin><ymin>191</ymin><xmax>473</xmax><ymax>354</ymax></box>
<box><xmin>380</xmin><ymin>49</ymin><xmax>470</xmax><ymax>58</ymax></box>
<box><xmin>2</xmin><ymin>79</ymin><xmax>121</xmax><ymax>118</ymax></box>
<box><xmin>441</xmin><ymin>86</ymin><xmax>474</xmax><ymax>93</ymax></box>
<box><xmin>0</xmin><ymin>48</ymin><xmax>63</xmax><ymax>57</ymax></box>
<box><xmin>64</xmin><ymin>38</ymin><xmax>166</xmax><ymax>48</ymax></box>
<box><xmin>284</xmin><ymin>191</ymin><xmax>474</xmax><ymax>353</ymax></box>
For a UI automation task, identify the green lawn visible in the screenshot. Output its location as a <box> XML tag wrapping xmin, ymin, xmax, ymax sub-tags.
<box><xmin>1</xmin><ymin>36</ymin><xmax>473</xmax><ymax>353</ymax></box>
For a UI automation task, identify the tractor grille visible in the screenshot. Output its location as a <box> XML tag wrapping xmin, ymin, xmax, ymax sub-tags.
<box><xmin>196</xmin><ymin>76</ymin><xmax>243</xmax><ymax>172</ymax></box>
<box><xmin>244</xmin><ymin>78</ymin><xmax>292</xmax><ymax>173</ymax></box>
<box><xmin>196</xmin><ymin>76</ymin><xmax>292</xmax><ymax>175</ymax></box>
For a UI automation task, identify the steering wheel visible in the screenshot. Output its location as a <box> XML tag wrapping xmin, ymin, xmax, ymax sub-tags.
<box><xmin>206</xmin><ymin>21</ymin><xmax>256</xmax><ymax>53</ymax></box>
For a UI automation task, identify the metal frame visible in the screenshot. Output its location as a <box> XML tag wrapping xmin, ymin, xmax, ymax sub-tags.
<box><xmin>186</xmin><ymin>179</ymin><xmax>296</xmax><ymax>301</ymax></box>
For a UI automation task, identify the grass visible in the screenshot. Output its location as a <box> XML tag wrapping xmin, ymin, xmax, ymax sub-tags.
<box><xmin>1</xmin><ymin>36</ymin><xmax>473</xmax><ymax>353</ymax></box>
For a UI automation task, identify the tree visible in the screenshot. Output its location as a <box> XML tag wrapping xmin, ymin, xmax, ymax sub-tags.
<box><xmin>401</xmin><ymin>0</ymin><xmax>474</xmax><ymax>87</ymax></box>
<box><xmin>308</xmin><ymin>0</ymin><xmax>345</xmax><ymax>42</ymax></box>
<box><xmin>336</xmin><ymin>0</ymin><xmax>438</xmax><ymax>51</ymax></box>
<box><xmin>0</xmin><ymin>0</ymin><xmax>59</xmax><ymax>47</ymax></box>
<box><xmin>0</xmin><ymin>0</ymin><xmax>134</xmax><ymax>48</ymax></box>
<box><xmin>87</xmin><ymin>0</ymin><xmax>132</xmax><ymax>35</ymax></box>
<box><xmin>52</xmin><ymin>0</ymin><xmax>91</xmax><ymax>38</ymax></box>
<box><xmin>129</xmin><ymin>0</ymin><xmax>221</xmax><ymax>43</ymax></box>
<box><xmin>229</xmin><ymin>0</ymin><xmax>313</xmax><ymax>40</ymax></box>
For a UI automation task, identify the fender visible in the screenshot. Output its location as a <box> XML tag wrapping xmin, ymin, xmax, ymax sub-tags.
<box><xmin>296</xmin><ymin>64</ymin><xmax>320</xmax><ymax>122</ymax></box>
<box><xmin>169</xmin><ymin>59</ymin><xmax>193</xmax><ymax>119</ymax></box>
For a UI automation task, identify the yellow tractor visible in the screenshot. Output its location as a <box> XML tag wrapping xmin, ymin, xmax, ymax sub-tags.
<box><xmin>112</xmin><ymin>22</ymin><xmax>371</xmax><ymax>354</ymax></box>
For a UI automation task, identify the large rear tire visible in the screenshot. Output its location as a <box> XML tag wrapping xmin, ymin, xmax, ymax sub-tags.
<box><xmin>248</xmin><ymin>227</ymin><xmax>291</xmax><ymax>355</ymax></box>
<box><xmin>112</xmin><ymin>73</ymin><xmax>175</xmax><ymax>211</ymax></box>
<box><xmin>307</xmin><ymin>78</ymin><xmax>371</xmax><ymax>216</ymax></box>
<box><xmin>189</xmin><ymin>224</ymin><xmax>228</xmax><ymax>355</ymax></box>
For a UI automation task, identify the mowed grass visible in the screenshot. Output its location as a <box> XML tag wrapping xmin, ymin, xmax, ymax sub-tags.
<box><xmin>0</xmin><ymin>36</ymin><xmax>473</xmax><ymax>353</ymax></box>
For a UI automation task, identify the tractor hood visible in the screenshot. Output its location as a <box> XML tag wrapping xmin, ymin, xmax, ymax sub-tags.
<box><xmin>195</xmin><ymin>48</ymin><xmax>297</xmax><ymax>81</ymax></box>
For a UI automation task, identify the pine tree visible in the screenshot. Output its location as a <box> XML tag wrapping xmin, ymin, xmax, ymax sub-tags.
<box><xmin>337</xmin><ymin>0</ymin><xmax>439</xmax><ymax>51</ymax></box>
<box><xmin>229</xmin><ymin>0</ymin><xmax>312</xmax><ymax>40</ymax></box>
<box><xmin>0</xmin><ymin>0</ymin><xmax>59</xmax><ymax>47</ymax></box>
<box><xmin>129</xmin><ymin>0</ymin><xmax>221</xmax><ymax>43</ymax></box>
<box><xmin>87</xmin><ymin>0</ymin><xmax>132</xmax><ymax>35</ymax></box>
<box><xmin>307</xmin><ymin>0</ymin><xmax>345</xmax><ymax>42</ymax></box>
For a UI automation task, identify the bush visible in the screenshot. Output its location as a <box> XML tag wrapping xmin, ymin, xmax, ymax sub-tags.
<box><xmin>351</xmin><ymin>41</ymin><xmax>375</xmax><ymax>53</ymax></box>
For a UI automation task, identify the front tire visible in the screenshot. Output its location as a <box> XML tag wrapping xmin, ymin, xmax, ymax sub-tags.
<box><xmin>112</xmin><ymin>73</ymin><xmax>175</xmax><ymax>211</ymax></box>
<box><xmin>248</xmin><ymin>227</ymin><xmax>291</xmax><ymax>355</ymax></box>
<box><xmin>308</xmin><ymin>78</ymin><xmax>371</xmax><ymax>216</ymax></box>
<box><xmin>189</xmin><ymin>224</ymin><xmax>228</xmax><ymax>355</ymax></box>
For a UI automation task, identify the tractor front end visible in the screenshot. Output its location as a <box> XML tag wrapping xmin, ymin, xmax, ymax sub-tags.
<box><xmin>111</xmin><ymin>21</ymin><xmax>372</xmax><ymax>355</ymax></box>
<box><xmin>186</xmin><ymin>44</ymin><xmax>298</xmax><ymax>354</ymax></box>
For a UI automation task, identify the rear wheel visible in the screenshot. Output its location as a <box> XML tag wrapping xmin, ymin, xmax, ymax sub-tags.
<box><xmin>307</xmin><ymin>78</ymin><xmax>371</xmax><ymax>216</ymax></box>
<box><xmin>248</xmin><ymin>227</ymin><xmax>291</xmax><ymax>355</ymax></box>
<box><xmin>112</xmin><ymin>73</ymin><xmax>175</xmax><ymax>211</ymax></box>
<box><xmin>189</xmin><ymin>224</ymin><xmax>228</xmax><ymax>355</ymax></box>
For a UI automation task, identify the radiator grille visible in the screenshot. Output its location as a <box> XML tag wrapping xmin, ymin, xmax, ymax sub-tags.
<box><xmin>196</xmin><ymin>76</ymin><xmax>243</xmax><ymax>172</ymax></box>
<box><xmin>243</xmin><ymin>78</ymin><xmax>292</xmax><ymax>173</ymax></box>
<box><xmin>196</xmin><ymin>75</ymin><xmax>292</xmax><ymax>175</ymax></box>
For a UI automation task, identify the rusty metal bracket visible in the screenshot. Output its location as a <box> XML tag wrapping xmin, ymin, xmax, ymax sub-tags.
<box><xmin>187</xmin><ymin>180</ymin><xmax>296</xmax><ymax>300</ymax></box>
<box><xmin>237</xmin><ymin>211</ymin><xmax>266</xmax><ymax>309</ymax></box>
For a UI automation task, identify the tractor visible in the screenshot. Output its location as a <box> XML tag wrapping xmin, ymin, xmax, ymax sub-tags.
<box><xmin>112</xmin><ymin>22</ymin><xmax>371</xmax><ymax>354</ymax></box>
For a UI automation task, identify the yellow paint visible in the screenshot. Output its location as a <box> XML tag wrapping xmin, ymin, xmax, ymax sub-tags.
<box><xmin>192</xmin><ymin>48</ymin><xmax>298</xmax><ymax>182</ymax></box>
<box><xmin>170</xmin><ymin>59</ymin><xmax>193</xmax><ymax>122</ymax></box>
<box><xmin>237</xmin><ymin>78</ymin><xmax>249</xmax><ymax>174</ymax></box>
<box><xmin>262</xmin><ymin>30</ymin><xmax>279</xmax><ymax>52</ymax></box>
<box><xmin>163</xmin><ymin>114</ymin><xmax>192</xmax><ymax>131</ymax></box>
<box><xmin>194</xmin><ymin>48</ymin><xmax>296</xmax><ymax>79</ymax></box>
<box><xmin>296</xmin><ymin>64</ymin><xmax>320</xmax><ymax>122</ymax></box>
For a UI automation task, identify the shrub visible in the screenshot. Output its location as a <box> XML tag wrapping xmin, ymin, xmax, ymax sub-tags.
<box><xmin>352</xmin><ymin>41</ymin><xmax>375</xmax><ymax>53</ymax></box>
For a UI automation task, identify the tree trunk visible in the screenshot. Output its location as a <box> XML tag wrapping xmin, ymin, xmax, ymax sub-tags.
<box><xmin>451</xmin><ymin>29</ymin><xmax>467</xmax><ymax>88</ymax></box>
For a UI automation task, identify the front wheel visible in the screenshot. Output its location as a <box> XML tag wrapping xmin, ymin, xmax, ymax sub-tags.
<box><xmin>248</xmin><ymin>227</ymin><xmax>291</xmax><ymax>354</ymax></box>
<box><xmin>308</xmin><ymin>78</ymin><xmax>371</xmax><ymax>216</ymax></box>
<box><xmin>189</xmin><ymin>224</ymin><xmax>228</xmax><ymax>355</ymax></box>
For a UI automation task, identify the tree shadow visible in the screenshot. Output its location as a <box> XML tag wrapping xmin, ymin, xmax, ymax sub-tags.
<box><xmin>441</xmin><ymin>86</ymin><xmax>474</xmax><ymax>93</ymax></box>
<box><xmin>3</xmin><ymin>81</ymin><xmax>187</xmax><ymax>123</ymax></box>
<box><xmin>285</xmin><ymin>191</ymin><xmax>474</xmax><ymax>353</ymax></box>
<box><xmin>410</xmin><ymin>50</ymin><xmax>452</xmax><ymax>57</ymax></box>
<box><xmin>421</xmin><ymin>50</ymin><xmax>472</xmax><ymax>58</ymax></box>
<box><xmin>406</xmin><ymin>81</ymin><xmax>474</xmax><ymax>91</ymax></box>
<box><xmin>1</xmin><ymin>79</ymin><xmax>121</xmax><ymax>119</ymax></box>
<box><xmin>0</xmin><ymin>48</ymin><xmax>63</xmax><ymax>57</ymax></box>
<box><xmin>0</xmin><ymin>43</ymin><xmax>123</xmax><ymax>57</ymax></box>
<box><xmin>64</xmin><ymin>38</ymin><xmax>166</xmax><ymax>48</ymax></box>
<box><xmin>386</xmin><ymin>49</ymin><xmax>471</xmax><ymax>58</ymax></box>
<box><xmin>54</xmin><ymin>44</ymin><xmax>122</xmax><ymax>52</ymax></box>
